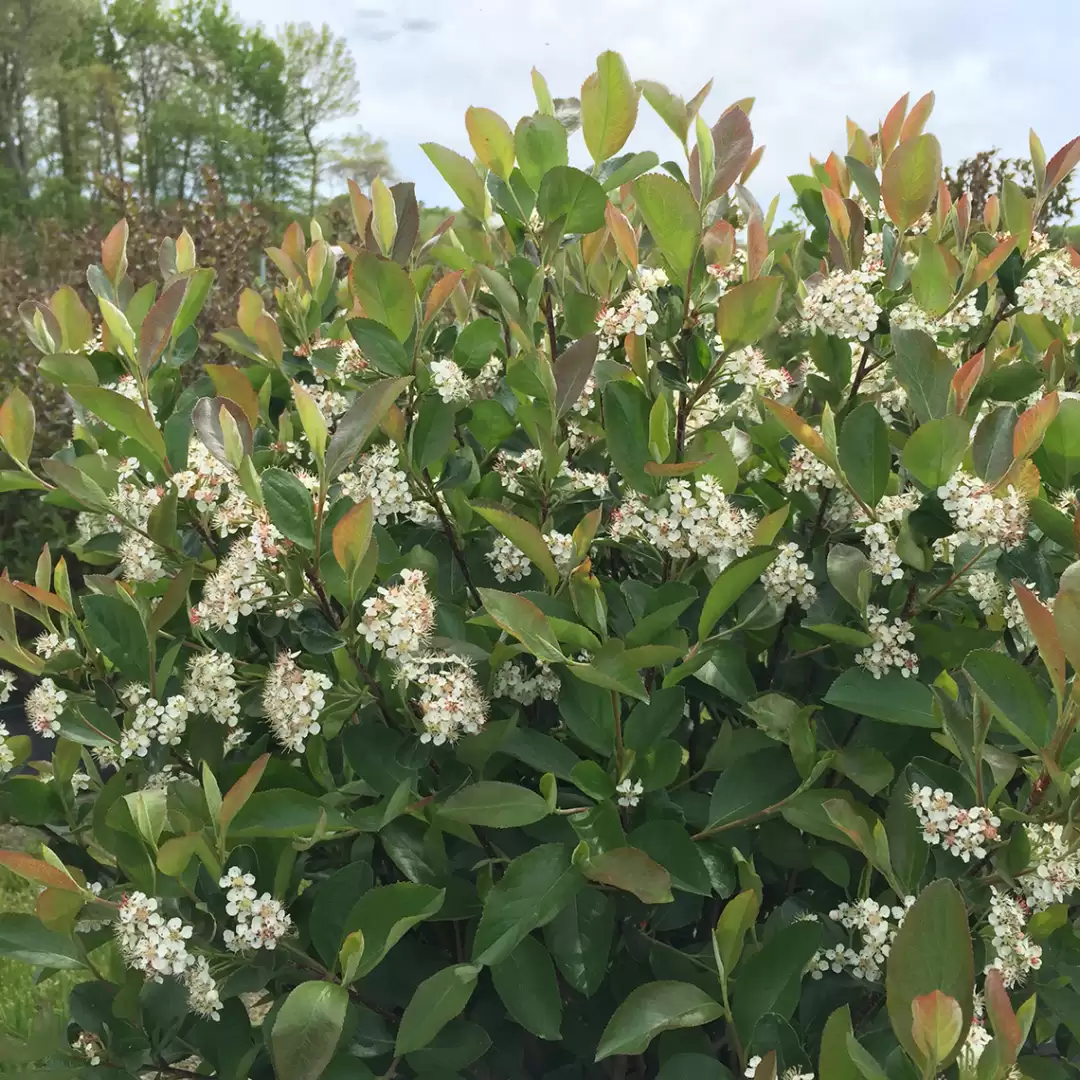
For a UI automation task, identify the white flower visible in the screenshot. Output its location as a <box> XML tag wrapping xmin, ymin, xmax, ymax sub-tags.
<box><xmin>340</xmin><ymin>443</ymin><xmax>431</xmax><ymax>525</ymax></box>
<box><xmin>907</xmin><ymin>784</ymin><xmax>1000</xmax><ymax>863</ymax></box>
<box><xmin>0</xmin><ymin>723</ymin><xmax>14</xmax><ymax>777</ymax></box>
<box><xmin>185</xmin><ymin>651</ymin><xmax>242</xmax><ymax>727</ymax></box>
<box><xmin>987</xmin><ymin>888</ymin><xmax>1042</xmax><ymax>987</ymax></box>
<box><xmin>0</xmin><ymin>670</ymin><xmax>15</xmax><ymax>704</ymax></box>
<box><xmin>1023</xmin><ymin>822</ymin><xmax>1080</xmax><ymax>909</ymax></box>
<box><xmin>262</xmin><ymin>652</ymin><xmax>332</xmax><ymax>753</ymax></box>
<box><xmin>890</xmin><ymin>294</ymin><xmax>981</xmax><ymax>336</ymax></box>
<box><xmin>357</xmin><ymin>568</ymin><xmax>435</xmax><ymax>660</ymax></box>
<box><xmin>572</xmin><ymin>376</ymin><xmax>597</xmax><ymax>417</ymax></box>
<box><xmin>762</xmin><ymin>543</ymin><xmax>817</xmax><ymax>607</ymax></box>
<box><xmin>430</xmin><ymin>359</ymin><xmax>473</xmax><ymax>404</ymax></box>
<box><xmin>714</xmin><ymin>346</ymin><xmax>793</xmax><ymax>419</ymax></box>
<box><xmin>116</xmin><ymin>892</ymin><xmax>194</xmax><ymax>981</ymax></box>
<box><xmin>811</xmin><ymin>896</ymin><xmax>914</xmax><ymax>983</ymax></box>
<box><xmin>398</xmin><ymin>653</ymin><xmax>488</xmax><ymax>745</ymax></box>
<box><xmin>487</xmin><ymin>535</ymin><xmax>533</xmax><ymax>583</ymax></box>
<box><xmin>782</xmin><ymin>443</ymin><xmax>838</xmax><ymax>493</ymax></box>
<box><xmin>220</xmin><ymin>867</ymin><xmax>292</xmax><ymax>953</ymax></box>
<box><xmin>72</xmin><ymin>1031</ymin><xmax>104</xmax><ymax>1065</ymax></box>
<box><xmin>26</xmin><ymin>678</ymin><xmax>67</xmax><ymax>737</ymax></box>
<box><xmin>609</xmin><ymin>476</ymin><xmax>758</xmax><ymax>569</ymax></box>
<box><xmin>33</xmin><ymin>632</ymin><xmax>77</xmax><ymax>659</ymax></box>
<box><xmin>802</xmin><ymin>267</ymin><xmax>881</xmax><ymax>341</ymax></box>
<box><xmin>172</xmin><ymin>439</ymin><xmax>232</xmax><ymax>511</ymax></box>
<box><xmin>638</xmin><ymin>266</ymin><xmax>668</xmax><ymax>291</ymax></box>
<box><xmin>938</xmin><ymin>470</ymin><xmax>1028</xmax><ymax>551</ymax></box>
<box><xmin>616</xmin><ymin>777</ymin><xmax>643</xmax><ymax>808</ymax></box>
<box><xmin>492</xmin><ymin>660</ymin><xmax>560</xmax><ymax>705</ymax></box>
<box><xmin>184</xmin><ymin>954</ymin><xmax>222</xmax><ymax>1021</ymax></box>
<box><xmin>856</xmin><ymin>607</ymin><xmax>918</xmax><ymax>679</ymax></box>
<box><xmin>706</xmin><ymin>248</ymin><xmax>746</xmax><ymax>293</ymax></box>
<box><xmin>859</xmin><ymin>522</ymin><xmax>903</xmax><ymax>584</ymax></box>
<box><xmin>1016</xmin><ymin>248</ymin><xmax>1080</xmax><ymax>322</ymax></box>
<box><xmin>192</xmin><ymin>532</ymin><xmax>277</xmax><ymax>631</ymax></box>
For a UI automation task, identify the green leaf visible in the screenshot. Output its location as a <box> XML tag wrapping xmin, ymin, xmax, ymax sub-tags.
<box><xmin>472</xmin><ymin>503</ymin><xmax>560</xmax><ymax>587</ymax></box>
<box><xmin>881</xmin><ymin>133</ymin><xmax>942</xmax><ymax>232</ymax></box>
<box><xmin>344</xmin><ymin>883</ymin><xmax>445</xmax><ymax>978</ymax></box>
<box><xmin>0</xmin><ymin>914</ymin><xmax>84</xmax><ymax>970</ymax></box>
<box><xmin>478</xmin><ymin>588</ymin><xmax>565</xmax><ymax>664</ymax></box>
<box><xmin>628</xmin><ymin>820</ymin><xmax>710</xmax><ymax>895</ymax></box>
<box><xmin>963</xmin><ymin>649</ymin><xmax>1051</xmax><ymax>752</ymax></box>
<box><xmin>885</xmin><ymin>879</ymin><xmax>973</xmax><ymax>1071</ymax></box>
<box><xmin>514</xmin><ymin>115</ymin><xmax>569</xmax><ymax>193</ymax></box>
<box><xmin>603</xmin><ymin>151</ymin><xmax>661</xmax><ymax>192</ymax></box>
<box><xmin>67</xmin><ymin>385</ymin><xmax>166</xmax><ymax>464</ymax></box>
<box><xmin>82</xmin><ymin>594</ymin><xmax>149</xmax><ymax>681</ymax></box>
<box><xmin>492</xmin><ymin>934</ymin><xmax>563</xmax><ymax>1040</ymax></box>
<box><xmin>714</xmin><ymin>889</ymin><xmax>759</xmax><ymax>974</ymax></box>
<box><xmin>595</xmin><ymin>981</ymin><xmax>723</xmax><ymax>1060</ymax></box>
<box><xmin>901</xmin><ymin>417</ymin><xmax>970</xmax><ymax>489</ymax></box>
<box><xmin>536</xmin><ymin>167</ymin><xmax>607</xmax><ymax>234</ymax></box>
<box><xmin>581</xmin><ymin>847</ymin><xmax>673</xmax><ymax>904</ymax></box>
<box><xmin>543</xmin><ymin>889</ymin><xmax>615</xmax><ymax>997</ymax></box>
<box><xmin>351</xmin><ymin>253</ymin><xmax>416</xmax><ymax>343</ymax></box>
<box><xmin>395</xmin><ymin>964</ymin><xmax>479</xmax><ymax>1056</ymax></box>
<box><xmin>1039</xmin><ymin>397</ymin><xmax>1080</xmax><ymax>487</ymax></box>
<box><xmin>0</xmin><ymin>388</ymin><xmax>35</xmax><ymax>467</ymax></box>
<box><xmin>261</xmin><ymin>468</ymin><xmax>316</xmax><ymax>549</ymax></box>
<box><xmin>824</xmin><ymin>668</ymin><xmax>935</xmax><ymax>727</ymax></box>
<box><xmin>324</xmin><ymin>377</ymin><xmax>410</xmax><ymax>480</ymax></box>
<box><xmin>826</xmin><ymin>544</ymin><xmax>872</xmax><ymax>615</ymax></box>
<box><xmin>271</xmin><ymin>982</ymin><xmax>349</xmax><ymax>1080</ymax></box>
<box><xmin>910</xmin><ymin>238</ymin><xmax>954</xmax><ymax>316</ymax></box>
<box><xmin>603</xmin><ymin>381</ymin><xmax>660</xmax><ymax>495</ymax></box>
<box><xmin>708</xmin><ymin>749</ymin><xmax>798</xmax><ymax>829</ymax></box>
<box><xmin>345</xmin><ymin>319</ymin><xmax>410</xmax><ymax>376</ymax></box>
<box><xmin>227</xmin><ymin>790</ymin><xmax>348</xmax><ymax>839</ymax></box>
<box><xmin>466</xmin><ymin>106</ymin><xmax>515</xmax><ymax>181</ymax></box>
<box><xmin>472</xmin><ymin>844</ymin><xmax>582</xmax><ymax>966</ymax></box>
<box><xmin>838</xmin><ymin>403</ymin><xmax>890</xmax><ymax>507</ymax></box>
<box><xmin>440</xmin><ymin>781</ymin><xmax>550</xmax><ymax>827</ymax></box>
<box><xmin>890</xmin><ymin>329</ymin><xmax>952</xmax><ymax>423</ymax></box>
<box><xmin>731</xmin><ymin>922</ymin><xmax>822</xmax><ymax>1045</ymax></box>
<box><xmin>632</xmin><ymin>174</ymin><xmax>701</xmax><ymax>286</ymax></box>
<box><xmin>715</xmin><ymin>278</ymin><xmax>783</xmax><ymax>349</ymax></box>
<box><xmin>698</xmin><ymin>549</ymin><xmax>779</xmax><ymax>640</ymax></box>
<box><xmin>819</xmin><ymin>1006</ymin><xmax>861</xmax><ymax>1080</ymax></box>
<box><xmin>421</xmin><ymin>143</ymin><xmax>486</xmax><ymax>219</ymax></box>
<box><xmin>581</xmin><ymin>50</ymin><xmax>638</xmax><ymax>164</ymax></box>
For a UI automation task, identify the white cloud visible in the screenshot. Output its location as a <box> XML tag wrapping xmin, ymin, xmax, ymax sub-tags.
<box><xmin>234</xmin><ymin>0</ymin><xmax>1080</xmax><ymax>212</ymax></box>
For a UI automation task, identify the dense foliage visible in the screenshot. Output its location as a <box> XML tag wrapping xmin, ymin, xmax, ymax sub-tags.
<box><xmin>2</xmin><ymin>51</ymin><xmax>1080</xmax><ymax>1080</ymax></box>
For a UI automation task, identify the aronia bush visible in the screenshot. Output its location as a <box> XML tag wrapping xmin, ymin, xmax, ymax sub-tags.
<box><xmin>0</xmin><ymin>50</ymin><xmax>1079</xmax><ymax>1080</ymax></box>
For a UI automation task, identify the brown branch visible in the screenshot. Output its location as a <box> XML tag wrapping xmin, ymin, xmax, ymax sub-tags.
<box><xmin>422</xmin><ymin>468</ymin><xmax>481</xmax><ymax>607</ymax></box>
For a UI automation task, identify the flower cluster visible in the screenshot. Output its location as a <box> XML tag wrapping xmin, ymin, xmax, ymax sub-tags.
<box><xmin>192</xmin><ymin>532</ymin><xmax>277</xmax><ymax>630</ymax></box>
<box><xmin>987</xmin><ymin>888</ymin><xmax>1042</xmax><ymax>987</ymax></box>
<box><xmin>116</xmin><ymin>689</ymin><xmax>190</xmax><ymax>762</ymax></box>
<box><xmin>938</xmin><ymin>470</ymin><xmax>1029</xmax><ymax>550</ymax></box>
<box><xmin>889</xmin><ymin>294</ymin><xmax>981</xmax><ymax>335</ymax></box>
<box><xmin>262</xmin><ymin>652</ymin><xmax>332</xmax><ymax>753</ymax></box>
<box><xmin>1023</xmin><ymin>822</ymin><xmax>1080</xmax><ymax>909</ymax></box>
<box><xmin>358</xmin><ymin>568</ymin><xmax>435</xmax><ymax>659</ymax></box>
<box><xmin>595</xmin><ymin>288</ymin><xmax>659</xmax><ymax>351</ymax></box>
<box><xmin>811</xmin><ymin>896</ymin><xmax>914</xmax><ymax>982</ymax></box>
<box><xmin>184</xmin><ymin>650</ymin><xmax>242</xmax><ymax>728</ymax></box>
<box><xmin>967</xmin><ymin>571</ymin><xmax>1031</xmax><ymax>629</ymax></box>
<box><xmin>745</xmin><ymin>1057</ymin><xmax>814</xmax><ymax>1080</ymax></box>
<box><xmin>220</xmin><ymin>866</ymin><xmax>292</xmax><ymax>951</ymax></box>
<box><xmin>33</xmin><ymin>632</ymin><xmax>77</xmax><ymax>658</ymax></box>
<box><xmin>706</xmin><ymin>248</ymin><xmax>746</xmax><ymax>292</ymax></box>
<box><xmin>72</xmin><ymin>1031</ymin><xmax>105</xmax><ymax>1066</ymax></box>
<box><xmin>718</xmin><ymin>346</ymin><xmax>794</xmax><ymax>416</ymax></box>
<box><xmin>1015</xmin><ymin>248</ymin><xmax>1080</xmax><ymax>322</ymax></box>
<box><xmin>781</xmin><ymin>442</ymin><xmax>838</xmax><ymax>493</ymax></box>
<box><xmin>492</xmin><ymin>659</ymin><xmax>560</xmax><ymax>705</ymax></box>
<box><xmin>761</xmin><ymin>542</ymin><xmax>817</xmax><ymax>607</ymax></box>
<box><xmin>609</xmin><ymin>476</ymin><xmax>758</xmax><ymax>568</ymax></box>
<box><xmin>858</xmin><ymin>522</ymin><xmax>903</xmax><ymax>583</ymax></box>
<box><xmin>116</xmin><ymin>891</ymin><xmax>220</xmax><ymax>1019</ymax></box>
<box><xmin>487</xmin><ymin>534</ymin><xmax>533</xmax><ymax>582</ymax></box>
<box><xmin>110</xmin><ymin>480</ymin><xmax>166</xmax><ymax>583</ymax></box>
<box><xmin>341</xmin><ymin>442</ymin><xmax>429</xmax><ymax>525</ymax></box>
<box><xmin>856</xmin><ymin>607</ymin><xmax>919</xmax><ymax>679</ymax></box>
<box><xmin>25</xmin><ymin>677</ymin><xmax>67</xmax><ymax>737</ymax></box>
<box><xmin>907</xmin><ymin>784</ymin><xmax>1001</xmax><ymax>862</ymax></box>
<box><xmin>802</xmin><ymin>267</ymin><xmax>881</xmax><ymax>341</ymax></box>
<box><xmin>398</xmin><ymin>653</ymin><xmax>488</xmax><ymax>744</ymax></box>
<box><xmin>429</xmin><ymin>358</ymin><xmax>473</xmax><ymax>403</ymax></box>
<box><xmin>173</xmin><ymin>439</ymin><xmax>232</xmax><ymax>512</ymax></box>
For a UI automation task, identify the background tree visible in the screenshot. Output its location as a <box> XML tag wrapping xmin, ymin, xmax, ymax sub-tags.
<box><xmin>945</xmin><ymin>146</ymin><xmax>1078</xmax><ymax>226</ymax></box>
<box><xmin>279</xmin><ymin>20</ymin><xmax>360</xmax><ymax>215</ymax></box>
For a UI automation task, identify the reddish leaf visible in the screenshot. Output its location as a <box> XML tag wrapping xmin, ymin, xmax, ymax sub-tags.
<box><xmin>1012</xmin><ymin>581</ymin><xmax>1066</xmax><ymax>700</ymax></box>
<box><xmin>739</xmin><ymin>144</ymin><xmax>765</xmax><ymax>185</ymax></box>
<box><xmin>332</xmin><ymin>499</ymin><xmax>374</xmax><ymax>572</ymax></box>
<box><xmin>423</xmin><ymin>270</ymin><xmax>464</xmax><ymax>325</ymax></box>
<box><xmin>746</xmin><ymin>217</ymin><xmax>767</xmax><ymax>279</ymax></box>
<box><xmin>820</xmin><ymin>185</ymin><xmax>850</xmax><ymax>246</ymax></box>
<box><xmin>709</xmin><ymin>105</ymin><xmax>753</xmax><ymax>199</ymax></box>
<box><xmin>880</xmin><ymin>92</ymin><xmax>910</xmax><ymax>162</ymax></box>
<box><xmin>205</xmin><ymin>364</ymin><xmax>260</xmax><ymax>427</ymax></box>
<box><xmin>643</xmin><ymin>460</ymin><xmax>708</xmax><ymax>476</ymax></box>
<box><xmin>101</xmin><ymin>218</ymin><xmax>129</xmax><ymax>284</ymax></box>
<box><xmin>1013</xmin><ymin>392</ymin><xmax>1059</xmax><ymax>459</ymax></box>
<box><xmin>951</xmin><ymin>351</ymin><xmax>984</xmax><ymax>415</ymax></box>
<box><xmin>911</xmin><ymin>989</ymin><xmax>963</xmax><ymax>1063</ymax></box>
<box><xmin>0</xmin><ymin>850</ymin><xmax>80</xmax><ymax>892</ymax></box>
<box><xmin>348</xmin><ymin>179</ymin><xmax>373</xmax><ymax>239</ymax></box>
<box><xmin>984</xmin><ymin>968</ymin><xmax>1022</xmax><ymax>1064</ymax></box>
<box><xmin>138</xmin><ymin>278</ymin><xmax>188</xmax><ymax>376</ymax></box>
<box><xmin>983</xmin><ymin>194</ymin><xmax>1000</xmax><ymax>231</ymax></box>
<box><xmin>703</xmin><ymin>220</ymin><xmax>736</xmax><ymax>265</ymax></box>
<box><xmin>13</xmin><ymin>581</ymin><xmax>72</xmax><ymax>616</ymax></box>
<box><xmin>763</xmin><ymin>399</ymin><xmax>833</xmax><ymax>466</ymax></box>
<box><xmin>955</xmin><ymin>192</ymin><xmax>971</xmax><ymax>243</ymax></box>
<box><xmin>823</xmin><ymin>151</ymin><xmax>849</xmax><ymax>196</ymax></box>
<box><xmin>966</xmin><ymin>235</ymin><xmax>1017</xmax><ymax>295</ymax></box>
<box><xmin>281</xmin><ymin>221</ymin><xmax>306</xmax><ymax>265</ymax></box>
<box><xmin>1046</xmin><ymin>135</ymin><xmax>1080</xmax><ymax>193</ymax></box>
<box><xmin>899</xmin><ymin>91</ymin><xmax>935</xmax><ymax>143</ymax></box>
<box><xmin>220</xmin><ymin>753</ymin><xmax>270</xmax><ymax>834</ymax></box>
<box><xmin>605</xmin><ymin>202</ymin><xmax>638</xmax><ymax>269</ymax></box>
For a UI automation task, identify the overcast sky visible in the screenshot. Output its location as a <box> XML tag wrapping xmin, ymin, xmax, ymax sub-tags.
<box><xmin>230</xmin><ymin>0</ymin><xmax>1080</xmax><ymax>213</ymax></box>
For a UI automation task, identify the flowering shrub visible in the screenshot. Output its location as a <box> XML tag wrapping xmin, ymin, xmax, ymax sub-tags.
<box><xmin>1</xmin><ymin>53</ymin><xmax>1080</xmax><ymax>1080</ymax></box>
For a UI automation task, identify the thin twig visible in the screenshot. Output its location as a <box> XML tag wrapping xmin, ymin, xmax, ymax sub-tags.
<box><xmin>421</xmin><ymin>468</ymin><xmax>481</xmax><ymax>607</ymax></box>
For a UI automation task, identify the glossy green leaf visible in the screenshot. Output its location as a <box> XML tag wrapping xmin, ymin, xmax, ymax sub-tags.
<box><xmin>543</xmin><ymin>888</ymin><xmax>615</xmax><ymax>997</ymax></box>
<box><xmin>698</xmin><ymin>548</ymin><xmax>779</xmax><ymax>640</ymax></box>
<box><xmin>478</xmin><ymin>588</ymin><xmax>565</xmax><ymax>664</ymax></box>
<box><xmin>351</xmin><ymin>253</ymin><xmax>416</xmax><ymax>343</ymax></box>
<box><xmin>881</xmin><ymin>134</ymin><xmax>942</xmax><ymax>232</ymax></box>
<box><xmin>537</xmin><ymin>167</ymin><xmax>607</xmax><ymax>234</ymax></box>
<box><xmin>271</xmin><ymin>982</ymin><xmax>349</xmax><ymax>1080</ymax></box>
<box><xmin>261</xmin><ymin>468</ymin><xmax>316</xmax><ymax>549</ymax></box>
<box><xmin>715</xmin><ymin>277</ymin><xmax>783</xmax><ymax>349</ymax></box>
<box><xmin>421</xmin><ymin>143</ymin><xmax>486</xmax><ymax>219</ymax></box>
<box><xmin>472</xmin><ymin>503</ymin><xmax>560</xmax><ymax>587</ymax></box>
<box><xmin>963</xmin><ymin>649</ymin><xmax>1051</xmax><ymax>752</ymax></box>
<box><xmin>581</xmin><ymin>51</ymin><xmax>638</xmax><ymax>164</ymax></box>
<box><xmin>344</xmin><ymin>883</ymin><xmax>445</xmax><ymax>978</ymax></box>
<box><xmin>595</xmin><ymin>981</ymin><xmax>723</xmax><ymax>1060</ymax></box>
<box><xmin>514</xmin><ymin>115</ymin><xmax>569</xmax><ymax>193</ymax></box>
<box><xmin>632</xmin><ymin>174</ymin><xmax>701</xmax><ymax>286</ymax></box>
<box><xmin>440</xmin><ymin>781</ymin><xmax>550</xmax><ymax>828</ymax></box>
<box><xmin>395</xmin><ymin>964</ymin><xmax>479</xmax><ymax>1056</ymax></box>
<box><xmin>492</xmin><ymin>934</ymin><xmax>562</xmax><ymax>1039</ymax></box>
<box><xmin>838</xmin><ymin>403</ymin><xmax>890</xmax><ymax>507</ymax></box>
<box><xmin>824</xmin><ymin>669</ymin><xmax>935</xmax><ymax>727</ymax></box>
<box><xmin>901</xmin><ymin>416</ymin><xmax>970</xmax><ymax>489</ymax></box>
